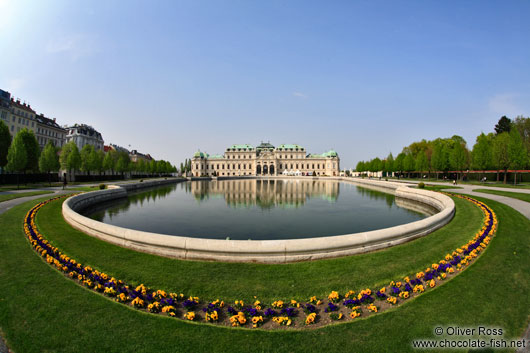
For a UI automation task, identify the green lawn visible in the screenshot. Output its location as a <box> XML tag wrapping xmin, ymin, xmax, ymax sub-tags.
<box><xmin>35</xmin><ymin>196</ymin><xmax>481</xmax><ymax>302</ymax></box>
<box><xmin>0</xmin><ymin>195</ymin><xmax>528</xmax><ymax>352</ymax></box>
<box><xmin>386</xmin><ymin>176</ymin><xmax>530</xmax><ymax>189</ymax></box>
<box><xmin>473</xmin><ymin>189</ymin><xmax>530</xmax><ymax>203</ymax></box>
<box><xmin>421</xmin><ymin>185</ymin><xmax>463</xmax><ymax>191</ymax></box>
<box><xmin>0</xmin><ymin>190</ymin><xmax>53</xmax><ymax>203</ymax></box>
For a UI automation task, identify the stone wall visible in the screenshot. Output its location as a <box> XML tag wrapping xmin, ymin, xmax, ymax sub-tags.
<box><xmin>62</xmin><ymin>177</ymin><xmax>455</xmax><ymax>263</ymax></box>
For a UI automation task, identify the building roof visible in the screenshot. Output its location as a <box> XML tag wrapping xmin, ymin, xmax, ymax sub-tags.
<box><xmin>256</xmin><ymin>142</ymin><xmax>275</xmax><ymax>150</ymax></box>
<box><xmin>276</xmin><ymin>144</ymin><xmax>304</xmax><ymax>151</ymax></box>
<box><xmin>193</xmin><ymin>151</ymin><xmax>209</xmax><ymax>158</ymax></box>
<box><xmin>209</xmin><ymin>154</ymin><xmax>224</xmax><ymax>159</ymax></box>
<box><xmin>35</xmin><ymin>114</ymin><xmax>66</xmax><ymax>131</ymax></box>
<box><xmin>308</xmin><ymin>150</ymin><xmax>339</xmax><ymax>158</ymax></box>
<box><xmin>10</xmin><ymin>98</ymin><xmax>35</xmax><ymax>113</ymax></box>
<box><xmin>227</xmin><ymin>144</ymin><xmax>254</xmax><ymax>151</ymax></box>
<box><xmin>66</xmin><ymin>124</ymin><xmax>103</xmax><ymax>140</ymax></box>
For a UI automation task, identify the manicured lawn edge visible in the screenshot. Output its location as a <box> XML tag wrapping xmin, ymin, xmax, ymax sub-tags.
<box><xmin>1</xmin><ymin>195</ymin><xmax>528</xmax><ymax>352</ymax></box>
<box><xmin>35</xmin><ymin>195</ymin><xmax>482</xmax><ymax>302</ymax></box>
<box><xmin>473</xmin><ymin>188</ymin><xmax>530</xmax><ymax>203</ymax></box>
<box><xmin>0</xmin><ymin>190</ymin><xmax>53</xmax><ymax>203</ymax></box>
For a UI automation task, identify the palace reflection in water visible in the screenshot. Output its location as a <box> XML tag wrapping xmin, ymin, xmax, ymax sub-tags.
<box><xmin>85</xmin><ymin>180</ymin><xmax>431</xmax><ymax>240</ymax></box>
<box><xmin>189</xmin><ymin>179</ymin><xmax>339</xmax><ymax>209</ymax></box>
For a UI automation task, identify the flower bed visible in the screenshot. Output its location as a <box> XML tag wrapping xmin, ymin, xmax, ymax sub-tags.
<box><xmin>24</xmin><ymin>193</ymin><xmax>496</xmax><ymax>330</ymax></box>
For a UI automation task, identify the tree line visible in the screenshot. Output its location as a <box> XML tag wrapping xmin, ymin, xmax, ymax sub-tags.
<box><xmin>0</xmin><ymin>122</ymin><xmax>177</xmax><ymax>187</ymax></box>
<box><xmin>355</xmin><ymin>116</ymin><xmax>530</xmax><ymax>184</ymax></box>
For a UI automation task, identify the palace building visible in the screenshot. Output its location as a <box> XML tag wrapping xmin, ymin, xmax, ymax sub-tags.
<box><xmin>191</xmin><ymin>142</ymin><xmax>340</xmax><ymax>177</ymax></box>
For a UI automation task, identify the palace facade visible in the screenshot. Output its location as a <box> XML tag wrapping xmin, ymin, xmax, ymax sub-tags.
<box><xmin>191</xmin><ymin>142</ymin><xmax>340</xmax><ymax>177</ymax></box>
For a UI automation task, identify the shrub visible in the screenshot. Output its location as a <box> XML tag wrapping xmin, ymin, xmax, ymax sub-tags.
<box><xmin>140</xmin><ymin>179</ymin><xmax>144</xmax><ymax>182</ymax></box>
<box><xmin>418</xmin><ymin>182</ymin><xmax>425</xmax><ymax>189</ymax></box>
<box><xmin>99</xmin><ymin>184</ymin><xmax>106</xmax><ymax>190</ymax></box>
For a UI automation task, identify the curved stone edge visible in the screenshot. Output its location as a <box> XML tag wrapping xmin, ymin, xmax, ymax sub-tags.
<box><xmin>62</xmin><ymin>177</ymin><xmax>455</xmax><ymax>263</ymax></box>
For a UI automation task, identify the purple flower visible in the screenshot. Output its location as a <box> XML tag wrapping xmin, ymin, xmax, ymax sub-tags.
<box><xmin>325</xmin><ymin>303</ymin><xmax>338</xmax><ymax>312</ymax></box>
<box><xmin>264</xmin><ymin>308</ymin><xmax>277</xmax><ymax>317</ymax></box>
<box><xmin>281</xmin><ymin>307</ymin><xmax>297</xmax><ymax>317</ymax></box>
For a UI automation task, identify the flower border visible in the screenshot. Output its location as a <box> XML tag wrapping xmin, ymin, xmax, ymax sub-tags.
<box><xmin>23</xmin><ymin>193</ymin><xmax>496</xmax><ymax>329</ymax></box>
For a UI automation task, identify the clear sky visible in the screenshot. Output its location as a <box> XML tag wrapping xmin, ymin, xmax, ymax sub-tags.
<box><xmin>1</xmin><ymin>0</ymin><xmax>529</xmax><ymax>168</ymax></box>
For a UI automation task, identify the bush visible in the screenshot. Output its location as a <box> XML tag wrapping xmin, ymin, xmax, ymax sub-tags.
<box><xmin>140</xmin><ymin>179</ymin><xmax>144</xmax><ymax>182</ymax></box>
<box><xmin>99</xmin><ymin>184</ymin><xmax>106</xmax><ymax>190</ymax></box>
<box><xmin>418</xmin><ymin>182</ymin><xmax>425</xmax><ymax>189</ymax></box>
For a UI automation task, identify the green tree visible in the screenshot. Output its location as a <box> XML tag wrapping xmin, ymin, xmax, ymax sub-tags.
<box><xmin>492</xmin><ymin>132</ymin><xmax>510</xmax><ymax>183</ymax></box>
<box><xmin>355</xmin><ymin>161</ymin><xmax>365</xmax><ymax>174</ymax></box>
<box><xmin>471</xmin><ymin>133</ymin><xmax>493</xmax><ymax>180</ymax></box>
<box><xmin>513</xmin><ymin>116</ymin><xmax>530</xmax><ymax>163</ymax></box>
<box><xmin>115</xmin><ymin>151</ymin><xmax>130</xmax><ymax>176</ymax></box>
<box><xmin>103</xmin><ymin>150</ymin><xmax>116</xmax><ymax>175</ymax></box>
<box><xmin>80</xmin><ymin>145</ymin><xmax>96</xmax><ymax>176</ymax></box>
<box><xmin>415</xmin><ymin>151</ymin><xmax>429</xmax><ymax>176</ymax></box>
<box><xmin>95</xmin><ymin>150</ymin><xmax>105</xmax><ymax>175</ymax></box>
<box><xmin>394</xmin><ymin>153</ymin><xmax>405</xmax><ymax>178</ymax></box>
<box><xmin>371</xmin><ymin>157</ymin><xmax>382</xmax><ymax>174</ymax></box>
<box><xmin>39</xmin><ymin>142</ymin><xmax>60</xmax><ymax>185</ymax></box>
<box><xmin>403</xmin><ymin>153</ymin><xmax>415</xmax><ymax>178</ymax></box>
<box><xmin>449</xmin><ymin>142</ymin><xmax>469</xmax><ymax>180</ymax></box>
<box><xmin>494</xmin><ymin>116</ymin><xmax>512</xmax><ymax>135</ymax></box>
<box><xmin>385</xmin><ymin>153</ymin><xmax>394</xmax><ymax>176</ymax></box>
<box><xmin>508</xmin><ymin>127</ymin><xmax>528</xmax><ymax>184</ymax></box>
<box><xmin>18</xmin><ymin>128</ymin><xmax>40</xmax><ymax>173</ymax></box>
<box><xmin>0</xmin><ymin>120</ymin><xmax>11</xmax><ymax>170</ymax></box>
<box><xmin>431</xmin><ymin>142</ymin><xmax>449</xmax><ymax>179</ymax></box>
<box><xmin>6</xmin><ymin>131</ymin><xmax>27</xmax><ymax>188</ymax></box>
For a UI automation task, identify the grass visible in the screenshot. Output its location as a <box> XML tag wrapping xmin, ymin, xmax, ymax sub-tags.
<box><xmin>36</xmin><ymin>196</ymin><xmax>481</xmax><ymax>302</ymax></box>
<box><xmin>386</xmin><ymin>176</ymin><xmax>530</xmax><ymax>189</ymax></box>
<box><xmin>421</xmin><ymin>185</ymin><xmax>463</xmax><ymax>191</ymax></box>
<box><xmin>0</xmin><ymin>190</ymin><xmax>53</xmax><ymax>203</ymax></box>
<box><xmin>0</xmin><ymin>195</ymin><xmax>528</xmax><ymax>352</ymax></box>
<box><xmin>473</xmin><ymin>189</ymin><xmax>530</xmax><ymax>203</ymax></box>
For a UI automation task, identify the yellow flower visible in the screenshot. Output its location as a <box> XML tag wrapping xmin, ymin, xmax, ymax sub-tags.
<box><xmin>350</xmin><ymin>310</ymin><xmax>361</xmax><ymax>319</ymax></box>
<box><xmin>328</xmin><ymin>291</ymin><xmax>339</xmax><ymax>302</ymax></box>
<box><xmin>429</xmin><ymin>279</ymin><xmax>436</xmax><ymax>288</ymax></box>
<box><xmin>305</xmin><ymin>313</ymin><xmax>316</xmax><ymax>325</ymax></box>
<box><xmin>185</xmin><ymin>311</ymin><xmax>195</xmax><ymax>321</ymax></box>
<box><xmin>367</xmin><ymin>304</ymin><xmax>378</xmax><ymax>313</ymax></box>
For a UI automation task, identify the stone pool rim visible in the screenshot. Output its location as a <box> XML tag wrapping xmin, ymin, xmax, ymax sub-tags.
<box><xmin>62</xmin><ymin>177</ymin><xmax>455</xmax><ymax>263</ymax></box>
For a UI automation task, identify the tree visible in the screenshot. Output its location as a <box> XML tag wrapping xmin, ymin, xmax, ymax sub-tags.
<box><xmin>115</xmin><ymin>151</ymin><xmax>130</xmax><ymax>176</ymax></box>
<box><xmin>394</xmin><ymin>153</ymin><xmax>405</xmax><ymax>178</ymax></box>
<box><xmin>494</xmin><ymin>116</ymin><xmax>512</xmax><ymax>135</ymax></box>
<box><xmin>355</xmin><ymin>161</ymin><xmax>365</xmax><ymax>174</ymax></box>
<box><xmin>0</xmin><ymin>120</ymin><xmax>11</xmax><ymax>170</ymax></box>
<box><xmin>103</xmin><ymin>150</ymin><xmax>116</xmax><ymax>175</ymax></box>
<box><xmin>449</xmin><ymin>141</ymin><xmax>469</xmax><ymax>180</ymax></box>
<box><xmin>471</xmin><ymin>133</ymin><xmax>493</xmax><ymax>180</ymax></box>
<box><xmin>60</xmin><ymin>141</ymin><xmax>81</xmax><ymax>178</ymax></box>
<box><xmin>385</xmin><ymin>153</ymin><xmax>394</xmax><ymax>176</ymax></box>
<box><xmin>18</xmin><ymin>128</ymin><xmax>40</xmax><ymax>174</ymax></box>
<box><xmin>492</xmin><ymin>132</ymin><xmax>510</xmax><ymax>183</ymax></box>
<box><xmin>513</xmin><ymin>116</ymin><xmax>530</xmax><ymax>163</ymax></box>
<box><xmin>415</xmin><ymin>151</ymin><xmax>429</xmax><ymax>176</ymax></box>
<box><xmin>431</xmin><ymin>142</ymin><xmax>448</xmax><ymax>179</ymax></box>
<box><xmin>403</xmin><ymin>153</ymin><xmax>415</xmax><ymax>178</ymax></box>
<box><xmin>508</xmin><ymin>127</ymin><xmax>528</xmax><ymax>184</ymax></box>
<box><xmin>39</xmin><ymin>142</ymin><xmax>60</xmax><ymax>185</ymax></box>
<box><xmin>95</xmin><ymin>150</ymin><xmax>105</xmax><ymax>175</ymax></box>
<box><xmin>80</xmin><ymin>144</ymin><xmax>96</xmax><ymax>176</ymax></box>
<box><xmin>6</xmin><ymin>131</ymin><xmax>27</xmax><ymax>188</ymax></box>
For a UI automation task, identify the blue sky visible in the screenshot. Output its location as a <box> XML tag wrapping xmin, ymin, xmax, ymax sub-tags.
<box><xmin>1</xmin><ymin>0</ymin><xmax>529</xmax><ymax>168</ymax></box>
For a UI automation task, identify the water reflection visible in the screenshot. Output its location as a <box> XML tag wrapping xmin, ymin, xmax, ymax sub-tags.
<box><xmin>190</xmin><ymin>179</ymin><xmax>339</xmax><ymax>209</ymax></box>
<box><xmin>84</xmin><ymin>180</ymin><xmax>432</xmax><ymax>240</ymax></box>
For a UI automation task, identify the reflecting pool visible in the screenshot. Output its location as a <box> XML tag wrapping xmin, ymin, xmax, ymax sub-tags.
<box><xmin>84</xmin><ymin>179</ymin><xmax>434</xmax><ymax>240</ymax></box>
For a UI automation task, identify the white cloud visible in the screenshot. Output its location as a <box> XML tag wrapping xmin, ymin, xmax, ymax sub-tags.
<box><xmin>46</xmin><ymin>34</ymin><xmax>98</xmax><ymax>61</ymax></box>
<box><xmin>293</xmin><ymin>91</ymin><xmax>308</xmax><ymax>99</ymax></box>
